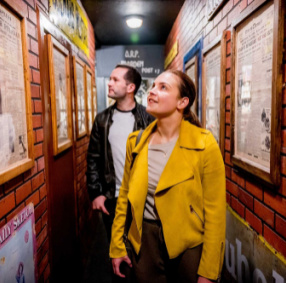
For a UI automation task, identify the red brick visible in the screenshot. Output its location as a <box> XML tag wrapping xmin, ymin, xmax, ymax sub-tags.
<box><xmin>226</xmin><ymin>69</ymin><xmax>231</xmax><ymax>83</ymax></box>
<box><xmin>276</xmin><ymin>214</ymin><xmax>286</xmax><ymax>239</ymax></box>
<box><xmin>231</xmin><ymin>170</ymin><xmax>245</xmax><ymax>188</ymax></box>
<box><xmin>226</xmin><ymin>41</ymin><xmax>231</xmax><ymax>55</ymax></box>
<box><xmin>245</xmin><ymin>180</ymin><xmax>263</xmax><ymax>200</ymax></box>
<box><xmin>25</xmin><ymin>0</ymin><xmax>35</xmax><ymax>8</ymax></box>
<box><xmin>238</xmin><ymin>187</ymin><xmax>253</xmax><ymax>210</ymax></box>
<box><xmin>25</xmin><ymin>190</ymin><xmax>40</xmax><ymax>206</ymax></box>
<box><xmin>225</xmin><ymin>152</ymin><xmax>232</xmax><ymax>166</ymax></box>
<box><xmin>31</xmin><ymin>84</ymin><xmax>40</xmax><ymax>98</ymax></box>
<box><xmin>245</xmin><ymin>209</ymin><xmax>262</xmax><ymax>234</ymax></box>
<box><xmin>6</xmin><ymin>203</ymin><xmax>25</xmax><ymax>222</ymax></box>
<box><xmin>42</xmin><ymin>211</ymin><xmax>48</xmax><ymax>227</ymax></box>
<box><xmin>225</xmin><ymin>84</ymin><xmax>231</xmax><ymax>96</ymax></box>
<box><xmin>0</xmin><ymin>192</ymin><xmax>15</xmax><ymax>218</ymax></box>
<box><xmin>37</xmin><ymin>156</ymin><xmax>45</xmax><ymax>171</ymax></box>
<box><xmin>279</xmin><ymin>176</ymin><xmax>286</xmax><ymax>197</ymax></box>
<box><xmin>36</xmin><ymin>128</ymin><xmax>44</xmax><ymax>143</ymax></box>
<box><xmin>16</xmin><ymin>181</ymin><xmax>32</xmax><ymax>205</ymax></box>
<box><xmin>218</xmin><ymin>16</ymin><xmax>227</xmax><ymax>34</ymax></box>
<box><xmin>282</xmin><ymin>108</ymin><xmax>286</xmax><ymax>127</ymax></box>
<box><xmin>38</xmin><ymin>252</ymin><xmax>49</xmax><ymax>276</ymax></box>
<box><xmin>34</xmin><ymin>100</ymin><xmax>42</xmax><ymax>113</ymax></box>
<box><xmin>24</xmin><ymin>161</ymin><xmax>37</xmax><ymax>181</ymax></box>
<box><xmin>264</xmin><ymin>225</ymin><xmax>286</xmax><ymax>258</ymax></box>
<box><xmin>226</xmin><ymin>56</ymin><xmax>231</xmax><ymax>69</ymax></box>
<box><xmin>34</xmin><ymin>143</ymin><xmax>43</xmax><ymax>159</ymax></box>
<box><xmin>282</xmin><ymin>130</ymin><xmax>286</xmax><ymax>149</ymax></box>
<box><xmin>222</xmin><ymin>0</ymin><xmax>234</xmax><ymax>17</ymax></box>
<box><xmin>254</xmin><ymin>199</ymin><xmax>274</xmax><ymax>228</ymax></box>
<box><xmin>30</xmin><ymin>38</ymin><xmax>39</xmax><ymax>55</ymax></box>
<box><xmin>225</xmin><ymin>97</ymin><xmax>231</xmax><ymax>110</ymax></box>
<box><xmin>27</xmin><ymin>20</ymin><xmax>37</xmax><ymax>39</ymax></box>
<box><xmin>226</xmin><ymin>192</ymin><xmax>231</xmax><ymax>204</ymax></box>
<box><xmin>40</xmin><ymin>184</ymin><xmax>47</xmax><ymax>200</ymax></box>
<box><xmin>225</xmin><ymin>165</ymin><xmax>231</xmax><ymax>178</ymax></box>
<box><xmin>226</xmin><ymin>179</ymin><xmax>239</xmax><ymax>196</ymax></box>
<box><xmin>32</xmin><ymin>69</ymin><xmax>40</xmax><ymax>84</ymax></box>
<box><xmin>32</xmin><ymin>171</ymin><xmax>44</xmax><ymax>191</ymax></box>
<box><xmin>43</xmin><ymin>264</ymin><xmax>50</xmax><ymax>282</ymax></box>
<box><xmin>264</xmin><ymin>191</ymin><xmax>286</xmax><ymax>218</ymax></box>
<box><xmin>225</xmin><ymin>138</ymin><xmax>230</xmax><ymax>151</ymax></box>
<box><xmin>28</xmin><ymin>6</ymin><xmax>37</xmax><ymax>24</ymax></box>
<box><xmin>4</xmin><ymin>175</ymin><xmax>23</xmax><ymax>193</ymax></box>
<box><xmin>281</xmin><ymin>156</ymin><xmax>286</xmax><ymax>175</ymax></box>
<box><xmin>231</xmin><ymin>196</ymin><xmax>245</xmax><ymax>218</ymax></box>
<box><xmin>239</xmin><ymin>0</ymin><xmax>247</xmax><ymax>11</ymax></box>
<box><xmin>32</xmin><ymin>115</ymin><xmax>42</xmax><ymax>128</ymax></box>
<box><xmin>36</xmin><ymin>225</ymin><xmax>48</xmax><ymax>250</ymax></box>
<box><xmin>213</xmin><ymin>11</ymin><xmax>222</xmax><ymax>26</ymax></box>
<box><xmin>283</xmin><ymin>89</ymin><xmax>286</xmax><ymax>105</ymax></box>
<box><xmin>37</xmin><ymin>237</ymin><xmax>49</xmax><ymax>262</ymax></box>
<box><xmin>29</xmin><ymin>52</ymin><xmax>38</xmax><ymax>69</ymax></box>
<box><xmin>35</xmin><ymin>218</ymin><xmax>42</xmax><ymax>235</ymax></box>
<box><xmin>35</xmin><ymin>199</ymin><xmax>47</xmax><ymax>220</ymax></box>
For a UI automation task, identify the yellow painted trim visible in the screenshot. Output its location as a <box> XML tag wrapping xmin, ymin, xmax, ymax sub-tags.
<box><xmin>164</xmin><ymin>40</ymin><xmax>178</xmax><ymax>69</ymax></box>
<box><xmin>226</xmin><ymin>204</ymin><xmax>286</xmax><ymax>265</ymax></box>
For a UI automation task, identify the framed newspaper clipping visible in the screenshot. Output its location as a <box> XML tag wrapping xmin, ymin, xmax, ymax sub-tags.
<box><xmin>231</xmin><ymin>0</ymin><xmax>284</xmax><ymax>186</ymax></box>
<box><xmin>202</xmin><ymin>31</ymin><xmax>228</xmax><ymax>154</ymax></box>
<box><xmin>0</xmin><ymin>3</ymin><xmax>34</xmax><ymax>185</ymax></box>
<box><xmin>46</xmin><ymin>34</ymin><xmax>72</xmax><ymax>156</ymax></box>
<box><xmin>92</xmin><ymin>84</ymin><xmax>97</xmax><ymax>121</ymax></box>
<box><xmin>85</xmin><ymin>65</ymin><xmax>93</xmax><ymax>134</ymax></box>
<box><xmin>73</xmin><ymin>56</ymin><xmax>87</xmax><ymax>139</ymax></box>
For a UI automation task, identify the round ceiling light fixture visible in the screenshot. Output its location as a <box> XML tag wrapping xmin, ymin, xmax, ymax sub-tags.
<box><xmin>126</xmin><ymin>16</ymin><xmax>143</xmax><ymax>29</ymax></box>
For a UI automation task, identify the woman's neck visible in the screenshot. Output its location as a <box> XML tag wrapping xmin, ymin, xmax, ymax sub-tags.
<box><xmin>150</xmin><ymin>116</ymin><xmax>182</xmax><ymax>144</ymax></box>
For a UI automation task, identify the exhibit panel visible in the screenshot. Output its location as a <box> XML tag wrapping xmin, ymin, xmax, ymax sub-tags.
<box><xmin>85</xmin><ymin>66</ymin><xmax>93</xmax><ymax>134</ymax></box>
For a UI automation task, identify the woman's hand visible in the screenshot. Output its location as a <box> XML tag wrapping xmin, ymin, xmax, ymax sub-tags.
<box><xmin>112</xmin><ymin>256</ymin><xmax>132</xmax><ymax>278</ymax></box>
<box><xmin>197</xmin><ymin>276</ymin><xmax>214</xmax><ymax>283</ymax></box>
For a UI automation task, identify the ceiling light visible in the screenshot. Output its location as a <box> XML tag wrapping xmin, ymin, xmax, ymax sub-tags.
<box><xmin>126</xmin><ymin>17</ymin><xmax>143</xmax><ymax>29</ymax></box>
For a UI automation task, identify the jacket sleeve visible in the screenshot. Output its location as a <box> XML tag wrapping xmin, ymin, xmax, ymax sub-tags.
<box><xmin>109</xmin><ymin>133</ymin><xmax>136</xmax><ymax>258</ymax></box>
<box><xmin>197</xmin><ymin>133</ymin><xmax>226</xmax><ymax>281</ymax></box>
<box><xmin>86</xmin><ymin>115</ymin><xmax>104</xmax><ymax>201</ymax></box>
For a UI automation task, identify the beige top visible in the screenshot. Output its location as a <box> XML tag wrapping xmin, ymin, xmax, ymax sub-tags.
<box><xmin>144</xmin><ymin>138</ymin><xmax>178</xmax><ymax>220</ymax></box>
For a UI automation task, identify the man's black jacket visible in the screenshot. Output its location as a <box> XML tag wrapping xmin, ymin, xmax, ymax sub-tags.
<box><xmin>86</xmin><ymin>102</ymin><xmax>154</xmax><ymax>201</ymax></box>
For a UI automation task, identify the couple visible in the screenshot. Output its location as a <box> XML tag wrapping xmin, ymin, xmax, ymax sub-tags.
<box><xmin>87</xmin><ymin>65</ymin><xmax>226</xmax><ymax>283</ymax></box>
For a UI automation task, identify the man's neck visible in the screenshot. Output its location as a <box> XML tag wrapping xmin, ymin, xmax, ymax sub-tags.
<box><xmin>116</xmin><ymin>96</ymin><xmax>136</xmax><ymax>111</ymax></box>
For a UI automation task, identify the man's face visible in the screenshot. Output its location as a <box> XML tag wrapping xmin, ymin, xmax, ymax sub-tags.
<box><xmin>108</xmin><ymin>67</ymin><xmax>129</xmax><ymax>100</ymax></box>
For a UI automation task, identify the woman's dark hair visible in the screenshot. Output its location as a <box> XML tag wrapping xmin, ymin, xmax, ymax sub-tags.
<box><xmin>115</xmin><ymin>64</ymin><xmax>142</xmax><ymax>95</ymax></box>
<box><xmin>165</xmin><ymin>69</ymin><xmax>201</xmax><ymax>128</ymax></box>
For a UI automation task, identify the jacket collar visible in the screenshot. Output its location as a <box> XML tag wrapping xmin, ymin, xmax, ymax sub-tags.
<box><xmin>132</xmin><ymin>119</ymin><xmax>208</xmax><ymax>155</ymax></box>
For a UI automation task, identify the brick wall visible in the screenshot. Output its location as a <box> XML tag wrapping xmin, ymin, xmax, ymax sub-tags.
<box><xmin>165</xmin><ymin>0</ymin><xmax>286</xmax><ymax>259</ymax></box>
<box><xmin>0</xmin><ymin>0</ymin><xmax>96</xmax><ymax>282</ymax></box>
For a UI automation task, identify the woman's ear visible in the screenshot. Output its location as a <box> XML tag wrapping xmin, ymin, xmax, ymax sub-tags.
<box><xmin>177</xmin><ymin>97</ymin><xmax>189</xmax><ymax>110</ymax></box>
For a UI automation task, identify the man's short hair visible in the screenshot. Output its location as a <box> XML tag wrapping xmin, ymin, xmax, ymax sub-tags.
<box><xmin>115</xmin><ymin>64</ymin><xmax>142</xmax><ymax>95</ymax></box>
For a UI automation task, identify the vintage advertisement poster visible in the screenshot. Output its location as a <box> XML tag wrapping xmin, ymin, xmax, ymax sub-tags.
<box><xmin>0</xmin><ymin>4</ymin><xmax>28</xmax><ymax>173</ymax></box>
<box><xmin>136</xmin><ymin>79</ymin><xmax>154</xmax><ymax>107</ymax></box>
<box><xmin>86</xmin><ymin>71</ymin><xmax>93</xmax><ymax>132</ymax></box>
<box><xmin>49</xmin><ymin>0</ymin><xmax>89</xmax><ymax>56</ymax></box>
<box><xmin>234</xmin><ymin>2</ymin><xmax>273</xmax><ymax>171</ymax></box>
<box><xmin>0</xmin><ymin>203</ymin><xmax>36</xmax><ymax>283</ymax></box>
<box><xmin>205</xmin><ymin>44</ymin><xmax>221</xmax><ymax>143</ymax></box>
<box><xmin>53</xmin><ymin>47</ymin><xmax>69</xmax><ymax>146</ymax></box>
<box><xmin>186</xmin><ymin>58</ymin><xmax>198</xmax><ymax>115</ymax></box>
<box><xmin>76</xmin><ymin>62</ymin><xmax>86</xmax><ymax>135</ymax></box>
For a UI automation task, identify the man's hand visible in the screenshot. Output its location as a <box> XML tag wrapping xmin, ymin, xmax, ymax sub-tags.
<box><xmin>197</xmin><ymin>276</ymin><xmax>215</xmax><ymax>283</ymax></box>
<box><xmin>92</xmin><ymin>195</ymin><xmax>109</xmax><ymax>215</ymax></box>
<box><xmin>112</xmin><ymin>256</ymin><xmax>132</xmax><ymax>278</ymax></box>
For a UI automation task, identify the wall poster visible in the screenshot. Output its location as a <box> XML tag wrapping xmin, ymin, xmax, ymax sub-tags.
<box><xmin>47</xmin><ymin>34</ymin><xmax>72</xmax><ymax>155</ymax></box>
<box><xmin>202</xmin><ymin>31</ymin><xmax>228</xmax><ymax>154</ymax></box>
<box><xmin>231</xmin><ymin>0</ymin><xmax>284</xmax><ymax>185</ymax></box>
<box><xmin>183</xmin><ymin>37</ymin><xmax>203</xmax><ymax>121</ymax></box>
<box><xmin>0</xmin><ymin>3</ymin><xmax>34</xmax><ymax>185</ymax></box>
<box><xmin>0</xmin><ymin>203</ymin><xmax>37</xmax><ymax>283</ymax></box>
<box><xmin>85</xmin><ymin>66</ymin><xmax>93</xmax><ymax>134</ymax></box>
<box><xmin>92</xmin><ymin>84</ymin><xmax>97</xmax><ymax>120</ymax></box>
<box><xmin>73</xmin><ymin>56</ymin><xmax>87</xmax><ymax>138</ymax></box>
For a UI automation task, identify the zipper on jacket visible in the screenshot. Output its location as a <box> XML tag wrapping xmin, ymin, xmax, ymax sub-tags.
<box><xmin>190</xmin><ymin>205</ymin><xmax>204</xmax><ymax>228</ymax></box>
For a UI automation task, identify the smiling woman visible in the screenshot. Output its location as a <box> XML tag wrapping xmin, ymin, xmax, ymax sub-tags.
<box><xmin>110</xmin><ymin>70</ymin><xmax>226</xmax><ymax>283</ymax></box>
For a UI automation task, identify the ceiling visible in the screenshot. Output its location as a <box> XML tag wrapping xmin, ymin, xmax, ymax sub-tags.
<box><xmin>81</xmin><ymin>0</ymin><xmax>185</xmax><ymax>49</ymax></box>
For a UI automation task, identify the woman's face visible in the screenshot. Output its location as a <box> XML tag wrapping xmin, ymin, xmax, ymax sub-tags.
<box><xmin>147</xmin><ymin>72</ymin><xmax>182</xmax><ymax>118</ymax></box>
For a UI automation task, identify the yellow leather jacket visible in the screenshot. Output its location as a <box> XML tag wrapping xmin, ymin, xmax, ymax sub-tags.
<box><xmin>110</xmin><ymin>119</ymin><xmax>226</xmax><ymax>281</ymax></box>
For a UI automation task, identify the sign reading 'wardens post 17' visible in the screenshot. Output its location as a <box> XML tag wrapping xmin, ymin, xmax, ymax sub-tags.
<box><xmin>49</xmin><ymin>0</ymin><xmax>89</xmax><ymax>56</ymax></box>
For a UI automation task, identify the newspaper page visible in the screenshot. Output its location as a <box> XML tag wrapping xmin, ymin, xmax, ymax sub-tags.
<box><xmin>0</xmin><ymin>4</ymin><xmax>28</xmax><ymax>173</ymax></box>
<box><xmin>235</xmin><ymin>2</ymin><xmax>273</xmax><ymax>172</ymax></box>
<box><xmin>76</xmin><ymin>62</ymin><xmax>86</xmax><ymax>135</ymax></box>
<box><xmin>86</xmin><ymin>71</ymin><xmax>92</xmax><ymax>132</ymax></box>
<box><xmin>186</xmin><ymin>59</ymin><xmax>198</xmax><ymax>115</ymax></box>
<box><xmin>53</xmin><ymin>47</ymin><xmax>68</xmax><ymax>146</ymax></box>
<box><xmin>205</xmin><ymin>44</ymin><xmax>221</xmax><ymax>143</ymax></box>
<box><xmin>0</xmin><ymin>203</ymin><xmax>36</xmax><ymax>283</ymax></box>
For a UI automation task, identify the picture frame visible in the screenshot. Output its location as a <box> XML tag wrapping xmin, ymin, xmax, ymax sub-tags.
<box><xmin>206</xmin><ymin>0</ymin><xmax>228</xmax><ymax>21</ymax></box>
<box><xmin>230</xmin><ymin>0</ymin><xmax>284</xmax><ymax>186</ymax></box>
<box><xmin>73</xmin><ymin>56</ymin><xmax>87</xmax><ymax>139</ymax></box>
<box><xmin>0</xmin><ymin>3</ymin><xmax>34</xmax><ymax>185</ymax></box>
<box><xmin>202</xmin><ymin>31</ymin><xmax>228</xmax><ymax>154</ymax></box>
<box><xmin>92</xmin><ymin>84</ymin><xmax>97</xmax><ymax>122</ymax></box>
<box><xmin>183</xmin><ymin>37</ymin><xmax>203</xmax><ymax>121</ymax></box>
<box><xmin>46</xmin><ymin>34</ymin><xmax>72</xmax><ymax>156</ymax></box>
<box><xmin>85</xmin><ymin>65</ymin><xmax>93</xmax><ymax>134</ymax></box>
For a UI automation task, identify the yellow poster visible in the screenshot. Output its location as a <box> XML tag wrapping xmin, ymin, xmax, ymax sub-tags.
<box><xmin>49</xmin><ymin>0</ymin><xmax>89</xmax><ymax>56</ymax></box>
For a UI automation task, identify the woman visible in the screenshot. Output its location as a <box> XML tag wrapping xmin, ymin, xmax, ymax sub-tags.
<box><xmin>110</xmin><ymin>70</ymin><xmax>226</xmax><ymax>282</ymax></box>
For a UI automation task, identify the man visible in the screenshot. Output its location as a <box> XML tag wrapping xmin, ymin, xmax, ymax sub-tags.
<box><xmin>86</xmin><ymin>64</ymin><xmax>154</xmax><ymax>243</ymax></box>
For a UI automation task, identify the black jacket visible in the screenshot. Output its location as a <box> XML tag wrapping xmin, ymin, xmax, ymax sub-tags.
<box><xmin>86</xmin><ymin>102</ymin><xmax>154</xmax><ymax>201</ymax></box>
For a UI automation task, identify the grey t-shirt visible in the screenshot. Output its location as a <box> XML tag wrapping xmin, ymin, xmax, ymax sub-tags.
<box><xmin>108</xmin><ymin>109</ymin><xmax>135</xmax><ymax>197</ymax></box>
<box><xmin>144</xmin><ymin>138</ymin><xmax>178</xmax><ymax>220</ymax></box>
